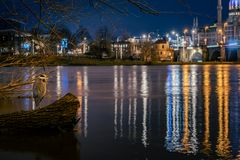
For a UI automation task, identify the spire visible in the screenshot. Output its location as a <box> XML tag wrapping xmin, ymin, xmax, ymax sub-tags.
<box><xmin>196</xmin><ymin>17</ymin><xmax>199</xmax><ymax>29</ymax></box>
<box><xmin>217</xmin><ymin>0</ymin><xmax>222</xmax><ymax>27</ymax></box>
<box><xmin>193</xmin><ymin>18</ymin><xmax>195</xmax><ymax>28</ymax></box>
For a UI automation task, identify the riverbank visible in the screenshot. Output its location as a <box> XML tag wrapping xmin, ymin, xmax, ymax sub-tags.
<box><xmin>1</xmin><ymin>55</ymin><xmax>240</xmax><ymax>66</ymax></box>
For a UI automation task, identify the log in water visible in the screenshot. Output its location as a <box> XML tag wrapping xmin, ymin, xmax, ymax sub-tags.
<box><xmin>0</xmin><ymin>93</ymin><xmax>80</xmax><ymax>134</ymax></box>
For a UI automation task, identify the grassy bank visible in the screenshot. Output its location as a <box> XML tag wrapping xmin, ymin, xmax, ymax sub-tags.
<box><xmin>44</xmin><ymin>56</ymin><xmax>240</xmax><ymax>66</ymax></box>
<box><xmin>1</xmin><ymin>55</ymin><xmax>240</xmax><ymax>66</ymax></box>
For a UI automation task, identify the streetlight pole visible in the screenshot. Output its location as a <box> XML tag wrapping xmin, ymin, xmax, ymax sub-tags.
<box><xmin>218</xmin><ymin>29</ymin><xmax>225</xmax><ymax>61</ymax></box>
<box><xmin>183</xmin><ymin>29</ymin><xmax>188</xmax><ymax>62</ymax></box>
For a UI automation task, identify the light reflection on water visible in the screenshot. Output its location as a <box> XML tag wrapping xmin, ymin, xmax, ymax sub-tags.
<box><xmin>202</xmin><ymin>65</ymin><xmax>211</xmax><ymax>155</ymax></box>
<box><xmin>216</xmin><ymin>65</ymin><xmax>231</xmax><ymax>159</ymax></box>
<box><xmin>165</xmin><ymin>65</ymin><xmax>198</xmax><ymax>154</ymax></box>
<box><xmin>0</xmin><ymin>65</ymin><xmax>240</xmax><ymax>160</ymax></box>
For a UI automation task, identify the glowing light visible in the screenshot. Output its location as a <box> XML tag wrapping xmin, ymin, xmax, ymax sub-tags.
<box><xmin>61</xmin><ymin>38</ymin><xmax>68</xmax><ymax>49</ymax></box>
<box><xmin>184</xmin><ymin>29</ymin><xmax>188</xmax><ymax>34</ymax></box>
<box><xmin>22</xmin><ymin>42</ymin><xmax>31</xmax><ymax>50</ymax></box>
<box><xmin>142</xmin><ymin>34</ymin><xmax>147</xmax><ymax>39</ymax></box>
<box><xmin>228</xmin><ymin>42</ymin><xmax>238</xmax><ymax>46</ymax></box>
<box><xmin>205</xmin><ymin>26</ymin><xmax>209</xmax><ymax>31</ymax></box>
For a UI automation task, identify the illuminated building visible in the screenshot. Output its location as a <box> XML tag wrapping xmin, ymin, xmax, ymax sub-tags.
<box><xmin>196</xmin><ymin>0</ymin><xmax>240</xmax><ymax>61</ymax></box>
<box><xmin>0</xmin><ymin>18</ymin><xmax>29</xmax><ymax>55</ymax></box>
<box><xmin>111</xmin><ymin>41</ymin><xmax>130</xmax><ymax>59</ymax></box>
<box><xmin>74</xmin><ymin>38</ymin><xmax>90</xmax><ymax>55</ymax></box>
<box><xmin>154</xmin><ymin>39</ymin><xmax>174</xmax><ymax>62</ymax></box>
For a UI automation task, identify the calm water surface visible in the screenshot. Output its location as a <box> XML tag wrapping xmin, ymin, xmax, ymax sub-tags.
<box><xmin>0</xmin><ymin>65</ymin><xmax>240</xmax><ymax>160</ymax></box>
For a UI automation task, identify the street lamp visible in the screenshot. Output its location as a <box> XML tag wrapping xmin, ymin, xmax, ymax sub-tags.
<box><xmin>204</xmin><ymin>26</ymin><xmax>209</xmax><ymax>46</ymax></box>
<box><xmin>184</xmin><ymin>29</ymin><xmax>188</xmax><ymax>34</ymax></box>
<box><xmin>166</xmin><ymin>33</ymin><xmax>169</xmax><ymax>38</ymax></box>
<box><xmin>142</xmin><ymin>34</ymin><xmax>147</xmax><ymax>39</ymax></box>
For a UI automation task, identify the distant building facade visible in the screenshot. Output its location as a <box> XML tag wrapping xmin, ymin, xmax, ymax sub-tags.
<box><xmin>0</xmin><ymin>19</ymin><xmax>28</xmax><ymax>55</ymax></box>
<box><xmin>74</xmin><ymin>38</ymin><xmax>90</xmax><ymax>55</ymax></box>
<box><xmin>192</xmin><ymin>0</ymin><xmax>240</xmax><ymax>61</ymax></box>
<box><xmin>111</xmin><ymin>41</ymin><xmax>130</xmax><ymax>59</ymax></box>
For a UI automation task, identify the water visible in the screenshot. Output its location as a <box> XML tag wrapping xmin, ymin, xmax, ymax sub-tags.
<box><xmin>0</xmin><ymin>65</ymin><xmax>240</xmax><ymax>160</ymax></box>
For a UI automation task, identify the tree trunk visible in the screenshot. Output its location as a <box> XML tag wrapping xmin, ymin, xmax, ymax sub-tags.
<box><xmin>0</xmin><ymin>93</ymin><xmax>80</xmax><ymax>135</ymax></box>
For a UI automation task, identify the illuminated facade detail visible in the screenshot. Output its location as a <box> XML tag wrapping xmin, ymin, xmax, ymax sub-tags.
<box><xmin>229</xmin><ymin>0</ymin><xmax>240</xmax><ymax>11</ymax></box>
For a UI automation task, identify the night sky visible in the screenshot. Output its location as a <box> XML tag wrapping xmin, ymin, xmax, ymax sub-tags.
<box><xmin>74</xmin><ymin>0</ymin><xmax>230</xmax><ymax>36</ymax></box>
<box><xmin>1</xmin><ymin>0</ymin><xmax>230</xmax><ymax>36</ymax></box>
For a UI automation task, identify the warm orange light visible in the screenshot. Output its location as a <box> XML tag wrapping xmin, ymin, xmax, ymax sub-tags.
<box><xmin>224</xmin><ymin>22</ymin><xmax>228</xmax><ymax>27</ymax></box>
<box><xmin>182</xmin><ymin>65</ymin><xmax>190</xmax><ymax>153</ymax></box>
<box><xmin>218</xmin><ymin>29</ymin><xmax>223</xmax><ymax>35</ymax></box>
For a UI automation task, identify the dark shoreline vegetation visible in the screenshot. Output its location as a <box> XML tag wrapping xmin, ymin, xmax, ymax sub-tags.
<box><xmin>1</xmin><ymin>55</ymin><xmax>240</xmax><ymax>66</ymax></box>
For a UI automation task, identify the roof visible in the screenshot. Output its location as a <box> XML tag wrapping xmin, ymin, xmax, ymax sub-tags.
<box><xmin>155</xmin><ymin>39</ymin><xmax>167</xmax><ymax>44</ymax></box>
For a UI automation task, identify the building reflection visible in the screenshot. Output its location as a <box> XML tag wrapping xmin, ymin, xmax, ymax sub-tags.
<box><xmin>165</xmin><ymin>65</ymin><xmax>198</xmax><ymax>154</ymax></box>
<box><xmin>120</xmin><ymin>66</ymin><xmax>124</xmax><ymax>137</ymax></box>
<box><xmin>56</xmin><ymin>66</ymin><xmax>62</xmax><ymax>99</ymax></box>
<box><xmin>114</xmin><ymin>66</ymin><xmax>118</xmax><ymax>139</ymax></box>
<box><xmin>132</xmin><ymin>66</ymin><xmax>137</xmax><ymax>141</ymax></box>
<box><xmin>165</xmin><ymin>65</ymin><xmax>182</xmax><ymax>152</ymax></box>
<box><xmin>127</xmin><ymin>67</ymin><xmax>136</xmax><ymax>141</ymax></box>
<box><xmin>141</xmin><ymin>66</ymin><xmax>149</xmax><ymax>147</ymax></box>
<box><xmin>113</xmin><ymin>66</ymin><xmax>149</xmax><ymax>147</ymax></box>
<box><xmin>83</xmin><ymin>67</ymin><xmax>89</xmax><ymax>138</ymax></box>
<box><xmin>188</xmin><ymin>65</ymin><xmax>198</xmax><ymax>153</ymax></box>
<box><xmin>74</xmin><ymin>68</ymin><xmax>88</xmax><ymax>137</ymax></box>
<box><xmin>75</xmin><ymin>71</ymin><xmax>83</xmax><ymax>134</ymax></box>
<box><xmin>202</xmin><ymin>65</ymin><xmax>211</xmax><ymax>155</ymax></box>
<box><xmin>215</xmin><ymin>65</ymin><xmax>231</xmax><ymax>159</ymax></box>
<box><xmin>182</xmin><ymin>65</ymin><xmax>190</xmax><ymax>153</ymax></box>
<box><xmin>113</xmin><ymin>66</ymin><xmax>124</xmax><ymax>139</ymax></box>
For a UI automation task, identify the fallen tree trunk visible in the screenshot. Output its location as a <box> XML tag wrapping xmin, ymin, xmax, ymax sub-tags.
<box><xmin>0</xmin><ymin>93</ymin><xmax>80</xmax><ymax>134</ymax></box>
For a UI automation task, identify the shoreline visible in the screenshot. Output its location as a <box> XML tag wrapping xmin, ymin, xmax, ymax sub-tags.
<box><xmin>1</xmin><ymin>55</ymin><xmax>240</xmax><ymax>66</ymax></box>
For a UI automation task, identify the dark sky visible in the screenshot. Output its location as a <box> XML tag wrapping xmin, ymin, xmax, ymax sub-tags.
<box><xmin>0</xmin><ymin>0</ymin><xmax>230</xmax><ymax>36</ymax></box>
<box><xmin>73</xmin><ymin>0</ymin><xmax>230</xmax><ymax>36</ymax></box>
